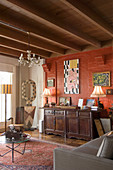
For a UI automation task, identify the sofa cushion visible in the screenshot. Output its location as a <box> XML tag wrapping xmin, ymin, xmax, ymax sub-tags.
<box><xmin>97</xmin><ymin>135</ymin><xmax>113</xmax><ymax>159</ymax></box>
<box><xmin>73</xmin><ymin>135</ymin><xmax>105</xmax><ymax>156</ymax></box>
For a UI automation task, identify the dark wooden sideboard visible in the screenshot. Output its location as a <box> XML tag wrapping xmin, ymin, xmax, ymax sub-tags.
<box><xmin>40</xmin><ymin>107</ymin><xmax>108</xmax><ymax>140</ymax></box>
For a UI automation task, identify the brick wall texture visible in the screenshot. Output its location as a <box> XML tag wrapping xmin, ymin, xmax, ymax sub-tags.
<box><xmin>46</xmin><ymin>46</ymin><xmax>113</xmax><ymax>112</ymax></box>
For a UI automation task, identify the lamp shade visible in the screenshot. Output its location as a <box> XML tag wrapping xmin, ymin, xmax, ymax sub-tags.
<box><xmin>90</xmin><ymin>86</ymin><xmax>106</xmax><ymax>97</ymax></box>
<box><xmin>42</xmin><ymin>88</ymin><xmax>51</xmax><ymax>97</ymax></box>
<box><xmin>50</xmin><ymin>88</ymin><xmax>56</xmax><ymax>96</ymax></box>
<box><xmin>0</xmin><ymin>84</ymin><xmax>12</xmax><ymax>94</ymax></box>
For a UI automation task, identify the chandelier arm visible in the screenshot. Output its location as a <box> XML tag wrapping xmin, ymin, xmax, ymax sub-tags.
<box><xmin>18</xmin><ymin>32</ymin><xmax>40</xmax><ymax>67</ymax></box>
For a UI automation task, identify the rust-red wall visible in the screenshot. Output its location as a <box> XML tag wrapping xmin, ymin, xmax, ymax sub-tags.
<box><xmin>46</xmin><ymin>47</ymin><xmax>113</xmax><ymax>111</ymax></box>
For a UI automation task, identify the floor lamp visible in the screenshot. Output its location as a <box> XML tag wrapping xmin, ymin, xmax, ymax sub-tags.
<box><xmin>0</xmin><ymin>84</ymin><xmax>12</xmax><ymax>132</ymax></box>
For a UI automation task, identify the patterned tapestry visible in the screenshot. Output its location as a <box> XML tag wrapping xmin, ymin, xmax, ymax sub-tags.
<box><xmin>24</xmin><ymin>106</ymin><xmax>36</xmax><ymax>130</ymax></box>
<box><xmin>64</xmin><ymin>59</ymin><xmax>79</xmax><ymax>94</ymax></box>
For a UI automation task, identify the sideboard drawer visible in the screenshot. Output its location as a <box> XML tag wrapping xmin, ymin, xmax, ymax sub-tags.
<box><xmin>45</xmin><ymin>110</ymin><xmax>54</xmax><ymax>115</ymax></box>
<box><xmin>67</xmin><ymin>110</ymin><xmax>78</xmax><ymax>117</ymax></box>
<box><xmin>79</xmin><ymin>111</ymin><xmax>91</xmax><ymax>118</ymax></box>
<box><xmin>55</xmin><ymin>110</ymin><xmax>64</xmax><ymax>115</ymax></box>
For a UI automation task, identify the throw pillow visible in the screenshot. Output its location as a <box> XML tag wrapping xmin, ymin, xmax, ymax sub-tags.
<box><xmin>97</xmin><ymin>136</ymin><xmax>113</xmax><ymax>159</ymax></box>
<box><xmin>107</xmin><ymin>131</ymin><xmax>113</xmax><ymax>136</ymax></box>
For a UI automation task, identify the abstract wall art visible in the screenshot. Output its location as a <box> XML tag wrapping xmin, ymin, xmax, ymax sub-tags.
<box><xmin>93</xmin><ymin>71</ymin><xmax>110</xmax><ymax>86</ymax></box>
<box><xmin>64</xmin><ymin>59</ymin><xmax>79</xmax><ymax>94</ymax></box>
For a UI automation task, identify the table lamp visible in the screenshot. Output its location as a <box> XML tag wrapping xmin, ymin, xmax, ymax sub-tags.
<box><xmin>42</xmin><ymin>88</ymin><xmax>51</xmax><ymax>107</ymax></box>
<box><xmin>90</xmin><ymin>86</ymin><xmax>106</xmax><ymax>109</ymax></box>
<box><xmin>0</xmin><ymin>84</ymin><xmax>12</xmax><ymax>131</ymax></box>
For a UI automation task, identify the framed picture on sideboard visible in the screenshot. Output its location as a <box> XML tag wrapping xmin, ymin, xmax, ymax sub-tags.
<box><xmin>86</xmin><ymin>99</ymin><xmax>95</xmax><ymax>107</ymax></box>
<box><xmin>59</xmin><ymin>97</ymin><xmax>71</xmax><ymax>106</ymax></box>
<box><xmin>78</xmin><ymin>99</ymin><xmax>83</xmax><ymax>108</ymax></box>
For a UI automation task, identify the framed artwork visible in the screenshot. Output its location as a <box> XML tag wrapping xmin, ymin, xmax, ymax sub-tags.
<box><xmin>78</xmin><ymin>99</ymin><xmax>83</xmax><ymax>108</ymax></box>
<box><xmin>100</xmin><ymin>118</ymin><xmax>112</xmax><ymax>133</ymax></box>
<box><xmin>93</xmin><ymin>71</ymin><xmax>110</xmax><ymax>86</ymax></box>
<box><xmin>64</xmin><ymin>59</ymin><xmax>79</xmax><ymax>94</ymax></box>
<box><xmin>59</xmin><ymin>97</ymin><xmax>71</xmax><ymax>106</ymax></box>
<box><xmin>106</xmin><ymin>89</ymin><xmax>113</xmax><ymax>95</ymax></box>
<box><xmin>47</xmin><ymin>79</ymin><xmax>55</xmax><ymax>87</ymax></box>
<box><xmin>86</xmin><ymin>99</ymin><xmax>95</xmax><ymax>107</ymax></box>
<box><xmin>94</xmin><ymin>119</ymin><xmax>104</xmax><ymax>136</ymax></box>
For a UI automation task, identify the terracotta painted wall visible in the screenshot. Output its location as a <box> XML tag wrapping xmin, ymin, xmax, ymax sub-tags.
<box><xmin>46</xmin><ymin>47</ymin><xmax>113</xmax><ymax>112</ymax></box>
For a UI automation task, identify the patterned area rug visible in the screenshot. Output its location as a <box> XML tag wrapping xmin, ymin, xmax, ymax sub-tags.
<box><xmin>0</xmin><ymin>137</ymin><xmax>74</xmax><ymax>170</ymax></box>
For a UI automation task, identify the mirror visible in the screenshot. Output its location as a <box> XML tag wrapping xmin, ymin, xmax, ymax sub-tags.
<box><xmin>22</xmin><ymin>79</ymin><xmax>36</xmax><ymax>106</ymax></box>
<box><xmin>26</xmin><ymin>83</ymin><xmax>33</xmax><ymax>99</ymax></box>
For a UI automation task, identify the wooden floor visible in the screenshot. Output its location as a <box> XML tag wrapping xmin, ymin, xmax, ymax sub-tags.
<box><xmin>27</xmin><ymin>130</ymin><xmax>87</xmax><ymax>147</ymax></box>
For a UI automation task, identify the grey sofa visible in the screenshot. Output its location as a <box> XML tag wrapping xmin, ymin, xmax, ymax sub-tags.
<box><xmin>53</xmin><ymin>135</ymin><xmax>113</xmax><ymax>170</ymax></box>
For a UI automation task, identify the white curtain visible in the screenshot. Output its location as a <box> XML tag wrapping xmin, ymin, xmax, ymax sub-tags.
<box><xmin>0</xmin><ymin>71</ymin><xmax>12</xmax><ymax>125</ymax></box>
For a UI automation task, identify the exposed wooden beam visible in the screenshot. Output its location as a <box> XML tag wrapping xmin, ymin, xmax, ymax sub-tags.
<box><xmin>0</xmin><ymin>17</ymin><xmax>81</xmax><ymax>52</ymax></box>
<box><xmin>0</xmin><ymin>46</ymin><xmax>20</xmax><ymax>58</ymax></box>
<box><xmin>60</xmin><ymin>0</ymin><xmax>113</xmax><ymax>37</ymax></box>
<box><xmin>0</xmin><ymin>37</ymin><xmax>51</xmax><ymax>58</ymax></box>
<box><xmin>0</xmin><ymin>46</ymin><xmax>44</xmax><ymax>59</ymax></box>
<box><xmin>50</xmin><ymin>39</ymin><xmax>113</xmax><ymax>58</ymax></box>
<box><xmin>30</xmin><ymin>32</ymin><xmax>81</xmax><ymax>51</ymax></box>
<box><xmin>0</xmin><ymin>0</ymin><xmax>100</xmax><ymax>47</ymax></box>
<box><xmin>0</xmin><ymin>24</ymin><xmax>65</xmax><ymax>55</ymax></box>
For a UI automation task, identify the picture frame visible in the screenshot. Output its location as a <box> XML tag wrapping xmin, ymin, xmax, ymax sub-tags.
<box><xmin>106</xmin><ymin>89</ymin><xmax>113</xmax><ymax>95</ymax></box>
<box><xmin>59</xmin><ymin>97</ymin><xmax>71</xmax><ymax>106</ymax></box>
<box><xmin>47</xmin><ymin>78</ymin><xmax>55</xmax><ymax>87</ymax></box>
<box><xmin>92</xmin><ymin>71</ymin><xmax>110</xmax><ymax>87</ymax></box>
<box><xmin>100</xmin><ymin>118</ymin><xmax>112</xmax><ymax>133</ymax></box>
<box><xmin>94</xmin><ymin>119</ymin><xmax>104</xmax><ymax>136</ymax></box>
<box><xmin>64</xmin><ymin>59</ymin><xmax>79</xmax><ymax>94</ymax></box>
<box><xmin>78</xmin><ymin>99</ymin><xmax>83</xmax><ymax>108</ymax></box>
<box><xmin>86</xmin><ymin>99</ymin><xmax>95</xmax><ymax>107</ymax></box>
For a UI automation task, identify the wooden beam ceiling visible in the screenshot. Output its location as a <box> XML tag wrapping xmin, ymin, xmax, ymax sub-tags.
<box><xmin>0</xmin><ymin>1</ymin><xmax>81</xmax><ymax>52</ymax></box>
<box><xmin>0</xmin><ymin>24</ymin><xmax>65</xmax><ymax>55</ymax></box>
<box><xmin>0</xmin><ymin>16</ymin><xmax>81</xmax><ymax>52</ymax></box>
<box><xmin>60</xmin><ymin>0</ymin><xmax>113</xmax><ymax>37</ymax></box>
<box><xmin>0</xmin><ymin>37</ymin><xmax>51</xmax><ymax>58</ymax></box>
<box><xmin>0</xmin><ymin>0</ymin><xmax>112</xmax><ymax>59</ymax></box>
<box><xmin>0</xmin><ymin>0</ymin><xmax>101</xmax><ymax>47</ymax></box>
<box><xmin>0</xmin><ymin>46</ymin><xmax>21</xmax><ymax>58</ymax></box>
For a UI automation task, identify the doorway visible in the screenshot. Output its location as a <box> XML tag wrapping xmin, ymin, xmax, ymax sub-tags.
<box><xmin>0</xmin><ymin>71</ymin><xmax>13</xmax><ymax>131</ymax></box>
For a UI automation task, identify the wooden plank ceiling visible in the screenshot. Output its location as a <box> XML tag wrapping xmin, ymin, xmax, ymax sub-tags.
<box><xmin>0</xmin><ymin>0</ymin><xmax>113</xmax><ymax>59</ymax></box>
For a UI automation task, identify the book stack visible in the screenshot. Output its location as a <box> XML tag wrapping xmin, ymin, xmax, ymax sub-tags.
<box><xmin>91</xmin><ymin>106</ymin><xmax>98</xmax><ymax>111</ymax></box>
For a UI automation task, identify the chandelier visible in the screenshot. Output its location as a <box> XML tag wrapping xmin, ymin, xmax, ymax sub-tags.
<box><xmin>18</xmin><ymin>32</ymin><xmax>40</xmax><ymax>67</ymax></box>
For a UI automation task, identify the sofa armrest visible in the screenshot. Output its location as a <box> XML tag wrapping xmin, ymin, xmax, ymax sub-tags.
<box><xmin>53</xmin><ymin>148</ymin><xmax>113</xmax><ymax>170</ymax></box>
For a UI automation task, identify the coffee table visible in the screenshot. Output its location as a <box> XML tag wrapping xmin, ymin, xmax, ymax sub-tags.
<box><xmin>0</xmin><ymin>133</ymin><xmax>31</xmax><ymax>163</ymax></box>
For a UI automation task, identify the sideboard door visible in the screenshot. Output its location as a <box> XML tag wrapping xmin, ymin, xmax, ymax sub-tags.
<box><xmin>54</xmin><ymin>110</ymin><xmax>65</xmax><ymax>136</ymax></box>
<box><xmin>79</xmin><ymin>111</ymin><xmax>92</xmax><ymax>140</ymax></box>
<box><xmin>66</xmin><ymin>110</ymin><xmax>79</xmax><ymax>138</ymax></box>
<box><xmin>44</xmin><ymin>109</ymin><xmax>55</xmax><ymax>133</ymax></box>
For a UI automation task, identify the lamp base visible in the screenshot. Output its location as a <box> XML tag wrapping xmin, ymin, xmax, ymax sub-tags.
<box><xmin>44</xmin><ymin>103</ymin><xmax>49</xmax><ymax>107</ymax></box>
<box><xmin>98</xmin><ymin>100</ymin><xmax>104</xmax><ymax>109</ymax></box>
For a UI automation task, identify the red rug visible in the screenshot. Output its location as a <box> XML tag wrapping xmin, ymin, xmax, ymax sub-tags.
<box><xmin>0</xmin><ymin>137</ymin><xmax>74</xmax><ymax>170</ymax></box>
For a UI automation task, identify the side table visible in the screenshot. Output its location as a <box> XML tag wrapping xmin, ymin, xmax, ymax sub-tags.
<box><xmin>0</xmin><ymin>133</ymin><xmax>31</xmax><ymax>163</ymax></box>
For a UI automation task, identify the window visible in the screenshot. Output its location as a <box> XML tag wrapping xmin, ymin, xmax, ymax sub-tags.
<box><xmin>0</xmin><ymin>71</ymin><xmax>12</xmax><ymax>128</ymax></box>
